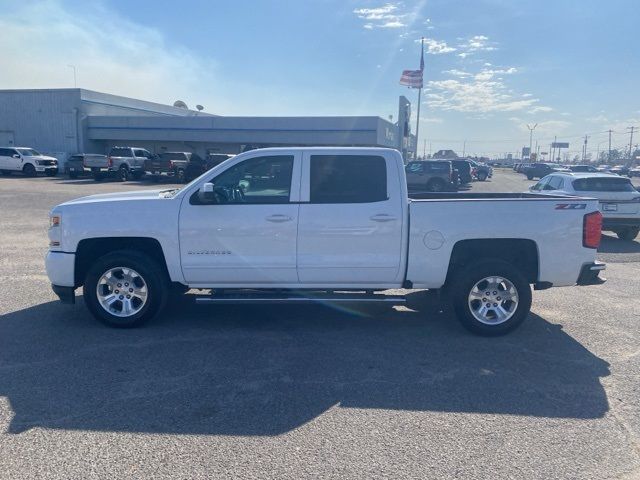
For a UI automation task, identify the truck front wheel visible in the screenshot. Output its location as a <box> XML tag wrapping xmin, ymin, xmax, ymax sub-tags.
<box><xmin>449</xmin><ymin>260</ymin><xmax>532</xmax><ymax>336</ymax></box>
<box><xmin>84</xmin><ymin>250</ymin><xmax>169</xmax><ymax>328</ymax></box>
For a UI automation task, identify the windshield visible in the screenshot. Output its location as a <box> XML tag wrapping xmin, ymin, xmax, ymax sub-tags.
<box><xmin>17</xmin><ymin>148</ymin><xmax>42</xmax><ymax>156</ymax></box>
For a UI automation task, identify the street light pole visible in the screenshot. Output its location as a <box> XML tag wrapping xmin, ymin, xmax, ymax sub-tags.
<box><xmin>67</xmin><ymin>64</ymin><xmax>77</xmax><ymax>88</ymax></box>
<box><xmin>526</xmin><ymin>123</ymin><xmax>537</xmax><ymax>162</ymax></box>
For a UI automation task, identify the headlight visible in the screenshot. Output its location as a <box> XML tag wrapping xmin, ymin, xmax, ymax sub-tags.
<box><xmin>50</xmin><ymin>215</ymin><xmax>61</xmax><ymax>228</ymax></box>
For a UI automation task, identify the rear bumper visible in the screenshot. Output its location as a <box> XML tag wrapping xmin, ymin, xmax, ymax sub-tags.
<box><xmin>52</xmin><ymin>284</ymin><xmax>76</xmax><ymax>304</ymax></box>
<box><xmin>576</xmin><ymin>262</ymin><xmax>606</xmax><ymax>286</ymax></box>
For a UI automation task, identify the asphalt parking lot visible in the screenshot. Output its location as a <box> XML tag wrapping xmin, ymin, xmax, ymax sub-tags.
<box><xmin>0</xmin><ymin>170</ymin><xmax>639</xmax><ymax>479</ymax></box>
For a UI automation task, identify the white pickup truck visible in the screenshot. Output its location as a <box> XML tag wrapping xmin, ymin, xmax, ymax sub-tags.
<box><xmin>46</xmin><ymin>147</ymin><xmax>606</xmax><ymax>335</ymax></box>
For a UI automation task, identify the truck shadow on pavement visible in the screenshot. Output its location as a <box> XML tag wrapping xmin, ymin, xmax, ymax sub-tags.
<box><xmin>598</xmin><ymin>234</ymin><xmax>640</xmax><ymax>254</ymax></box>
<box><xmin>0</xmin><ymin>291</ymin><xmax>610</xmax><ymax>436</ymax></box>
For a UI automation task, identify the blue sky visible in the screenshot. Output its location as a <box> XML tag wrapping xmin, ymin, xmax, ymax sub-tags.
<box><xmin>2</xmin><ymin>0</ymin><xmax>639</xmax><ymax>158</ymax></box>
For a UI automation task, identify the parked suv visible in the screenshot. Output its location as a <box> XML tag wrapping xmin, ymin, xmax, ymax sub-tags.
<box><xmin>0</xmin><ymin>147</ymin><xmax>58</xmax><ymax>177</ymax></box>
<box><xmin>529</xmin><ymin>172</ymin><xmax>640</xmax><ymax>240</ymax></box>
<box><xmin>84</xmin><ymin>147</ymin><xmax>153</xmax><ymax>181</ymax></box>
<box><xmin>451</xmin><ymin>159</ymin><xmax>473</xmax><ymax>184</ymax></box>
<box><xmin>405</xmin><ymin>160</ymin><xmax>454</xmax><ymax>192</ymax></box>
<box><xmin>522</xmin><ymin>163</ymin><xmax>569</xmax><ymax>180</ymax></box>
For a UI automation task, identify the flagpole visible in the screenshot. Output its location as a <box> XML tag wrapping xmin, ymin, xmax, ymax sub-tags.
<box><xmin>414</xmin><ymin>37</ymin><xmax>424</xmax><ymax>160</ymax></box>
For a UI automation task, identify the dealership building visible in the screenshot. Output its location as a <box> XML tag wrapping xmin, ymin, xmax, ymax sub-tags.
<box><xmin>0</xmin><ymin>88</ymin><xmax>415</xmax><ymax>165</ymax></box>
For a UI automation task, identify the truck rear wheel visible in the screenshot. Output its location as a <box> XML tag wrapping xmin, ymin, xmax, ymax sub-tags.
<box><xmin>449</xmin><ymin>260</ymin><xmax>532</xmax><ymax>336</ymax></box>
<box><xmin>84</xmin><ymin>250</ymin><xmax>169</xmax><ymax>328</ymax></box>
<box><xmin>118</xmin><ymin>166</ymin><xmax>130</xmax><ymax>182</ymax></box>
<box><xmin>477</xmin><ymin>172</ymin><xmax>488</xmax><ymax>181</ymax></box>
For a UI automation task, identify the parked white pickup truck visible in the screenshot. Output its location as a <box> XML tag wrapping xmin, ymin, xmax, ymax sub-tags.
<box><xmin>46</xmin><ymin>148</ymin><xmax>606</xmax><ymax>335</ymax></box>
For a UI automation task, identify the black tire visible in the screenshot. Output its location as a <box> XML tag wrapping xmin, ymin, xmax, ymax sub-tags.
<box><xmin>119</xmin><ymin>165</ymin><xmax>129</xmax><ymax>182</ymax></box>
<box><xmin>83</xmin><ymin>250</ymin><xmax>169</xmax><ymax>328</ymax></box>
<box><xmin>617</xmin><ymin>227</ymin><xmax>639</xmax><ymax>241</ymax></box>
<box><xmin>69</xmin><ymin>171</ymin><xmax>78</xmax><ymax>179</ymax></box>
<box><xmin>449</xmin><ymin>259</ymin><xmax>532</xmax><ymax>336</ymax></box>
<box><xmin>426</xmin><ymin>178</ymin><xmax>446</xmax><ymax>192</ymax></box>
<box><xmin>45</xmin><ymin>169</ymin><xmax>58</xmax><ymax>177</ymax></box>
<box><xmin>526</xmin><ymin>174</ymin><xmax>534</xmax><ymax>180</ymax></box>
<box><xmin>477</xmin><ymin>172</ymin><xmax>488</xmax><ymax>181</ymax></box>
<box><xmin>23</xmin><ymin>163</ymin><xmax>36</xmax><ymax>177</ymax></box>
<box><xmin>131</xmin><ymin>170</ymin><xmax>144</xmax><ymax>181</ymax></box>
<box><xmin>92</xmin><ymin>169</ymin><xmax>103</xmax><ymax>181</ymax></box>
<box><xmin>150</xmin><ymin>175</ymin><xmax>160</xmax><ymax>183</ymax></box>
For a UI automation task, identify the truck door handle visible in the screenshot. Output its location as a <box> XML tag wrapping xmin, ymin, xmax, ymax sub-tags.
<box><xmin>266</xmin><ymin>214</ymin><xmax>293</xmax><ymax>223</ymax></box>
<box><xmin>370</xmin><ymin>214</ymin><xmax>397</xmax><ymax>222</ymax></box>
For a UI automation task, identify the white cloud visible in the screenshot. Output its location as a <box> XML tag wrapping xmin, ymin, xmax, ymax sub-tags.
<box><xmin>423</xmin><ymin>38</ymin><xmax>457</xmax><ymax>54</ymax></box>
<box><xmin>420</xmin><ymin>116</ymin><xmax>444</xmax><ymax>123</ymax></box>
<box><xmin>530</xmin><ymin>106</ymin><xmax>554</xmax><ymax>114</ymax></box>
<box><xmin>0</xmin><ymin>1</ymin><xmax>222</xmax><ymax>112</ymax></box>
<box><xmin>431</xmin><ymin>65</ymin><xmax>552</xmax><ymax>114</ymax></box>
<box><xmin>443</xmin><ymin>69</ymin><xmax>472</xmax><ymax>78</ymax></box>
<box><xmin>426</xmin><ymin>77</ymin><xmax>540</xmax><ymax>113</ymax></box>
<box><xmin>353</xmin><ymin>3</ymin><xmax>406</xmax><ymax>29</ymax></box>
<box><xmin>455</xmin><ymin>35</ymin><xmax>497</xmax><ymax>58</ymax></box>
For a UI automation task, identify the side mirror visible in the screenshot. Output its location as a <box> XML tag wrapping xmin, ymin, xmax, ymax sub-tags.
<box><xmin>529</xmin><ymin>185</ymin><xmax>536</xmax><ymax>191</ymax></box>
<box><xmin>13</xmin><ymin>154</ymin><xmax>20</xmax><ymax>159</ymax></box>
<box><xmin>200</xmin><ymin>182</ymin><xmax>217</xmax><ymax>203</ymax></box>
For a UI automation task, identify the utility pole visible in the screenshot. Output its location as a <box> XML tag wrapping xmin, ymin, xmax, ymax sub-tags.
<box><xmin>628</xmin><ymin>126</ymin><xmax>636</xmax><ymax>163</ymax></box>
<box><xmin>527</xmin><ymin>123</ymin><xmax>537</xmax><ymax>161</ymax></box>
<box><xmin>582</xmin><ymin>135</ymin><xmax>589</xmax><ymax>162</ymax></box>
<box><xmin>608</xmin><ymin>129</ymin><xmax>612</xmax><ymax>163</ymax></box>
<box><xmin>462</xmin><ymin>140</ymin><xmax>466</xmax><ymax>157</ymax></box>
<box><xmin>423</xmin><ymin>139</ymin><xmax>427</xmax><ymax>159</ymax></box>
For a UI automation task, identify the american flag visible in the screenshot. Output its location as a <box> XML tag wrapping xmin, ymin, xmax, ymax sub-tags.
<box><xmin>400</xmin><ymin>39</ymin><xmax>424</xmax><ymax>88</ymax></box>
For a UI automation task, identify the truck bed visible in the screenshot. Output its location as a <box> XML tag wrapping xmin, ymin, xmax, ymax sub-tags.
<box><xmin>409</xmin><ymin>192</ymin><xmax>571</xmax><ymax>200</ymax></box>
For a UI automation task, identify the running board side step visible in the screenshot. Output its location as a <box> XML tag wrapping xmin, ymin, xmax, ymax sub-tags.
<box><xmin>195</xmin><ymin>293</ymin><xmax>406</xmax><ymax>305</ymax></box>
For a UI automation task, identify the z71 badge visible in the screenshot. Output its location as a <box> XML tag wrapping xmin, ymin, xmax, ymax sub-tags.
<box><xmin>555</xmin><ymin>203</ymin><xmax>587</xmax><ymax>210</ymax></box>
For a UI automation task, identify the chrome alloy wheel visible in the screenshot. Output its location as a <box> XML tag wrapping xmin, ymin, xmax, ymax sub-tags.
<box><xmin>467</xmin><ymin>276</ymin><xmax>519</xmax><ymax>325</ymax></box>
<box><xmin>96</xmin><ymin>267</ymin><xmax>148</xmax><ymax>317</ymax></box>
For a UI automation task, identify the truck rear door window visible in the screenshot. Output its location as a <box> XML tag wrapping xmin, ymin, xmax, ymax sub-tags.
<box><xmin>310</xmin><ymin>155</ymin><xmax>387</xmax><ymax>203</ymax></box>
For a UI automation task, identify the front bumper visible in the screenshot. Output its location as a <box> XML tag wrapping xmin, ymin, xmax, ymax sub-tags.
<box><xmin>36</xmin><ymin>166</ymin><xmax>58</xmax><ymax>174</ymax></box>
<box><xmin>45</xmin><ymin>251</ymin><xmax>75</xmax><ymax>287</ymax></box>
<box><xmin>576</xmin><ymin>262</ymin><xmax>606</xmax><ymax>286</ymax></box>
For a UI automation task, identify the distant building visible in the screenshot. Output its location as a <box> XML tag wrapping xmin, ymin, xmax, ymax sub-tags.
<box><xmin>0</xmin><ymin>88</ymin><xmax>416</xmax><ymax>166</ymax></box>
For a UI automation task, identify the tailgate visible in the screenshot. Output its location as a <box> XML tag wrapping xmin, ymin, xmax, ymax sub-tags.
<box><xmin>83</xmin><ymin>157</ymin><xmax>108</xmax><ymax>168</ymax></box>
<box><xmin>145</xmin><ymin>159</ymin><xmax>171</xmax><ymax>171</ymax></box>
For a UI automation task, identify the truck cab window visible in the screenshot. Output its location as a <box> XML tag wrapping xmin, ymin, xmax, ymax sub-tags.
<box><xmin>310</xmin><ymin>155</ymin><xmax>387</xmax><ymax>203</ymax></box>
<box><xmin>199</xmin><ymin>155</ymin><xmax>294</xmax><ymax>205</ymax></box>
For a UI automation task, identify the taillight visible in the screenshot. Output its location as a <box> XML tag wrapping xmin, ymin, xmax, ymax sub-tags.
<box><xmin>107</xmin><ymin>157</ymin><xmax>113</xmax><ymax>168</ymax></box>
<box><xmin>169</xmin><ymin>160</ymin><xmax>174</xmax><ymax>169</ymax></box>
<box><xmin>583</xmin><ymin>211</ymin><xmax>602</xmax><ymax>249</ymax></box>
